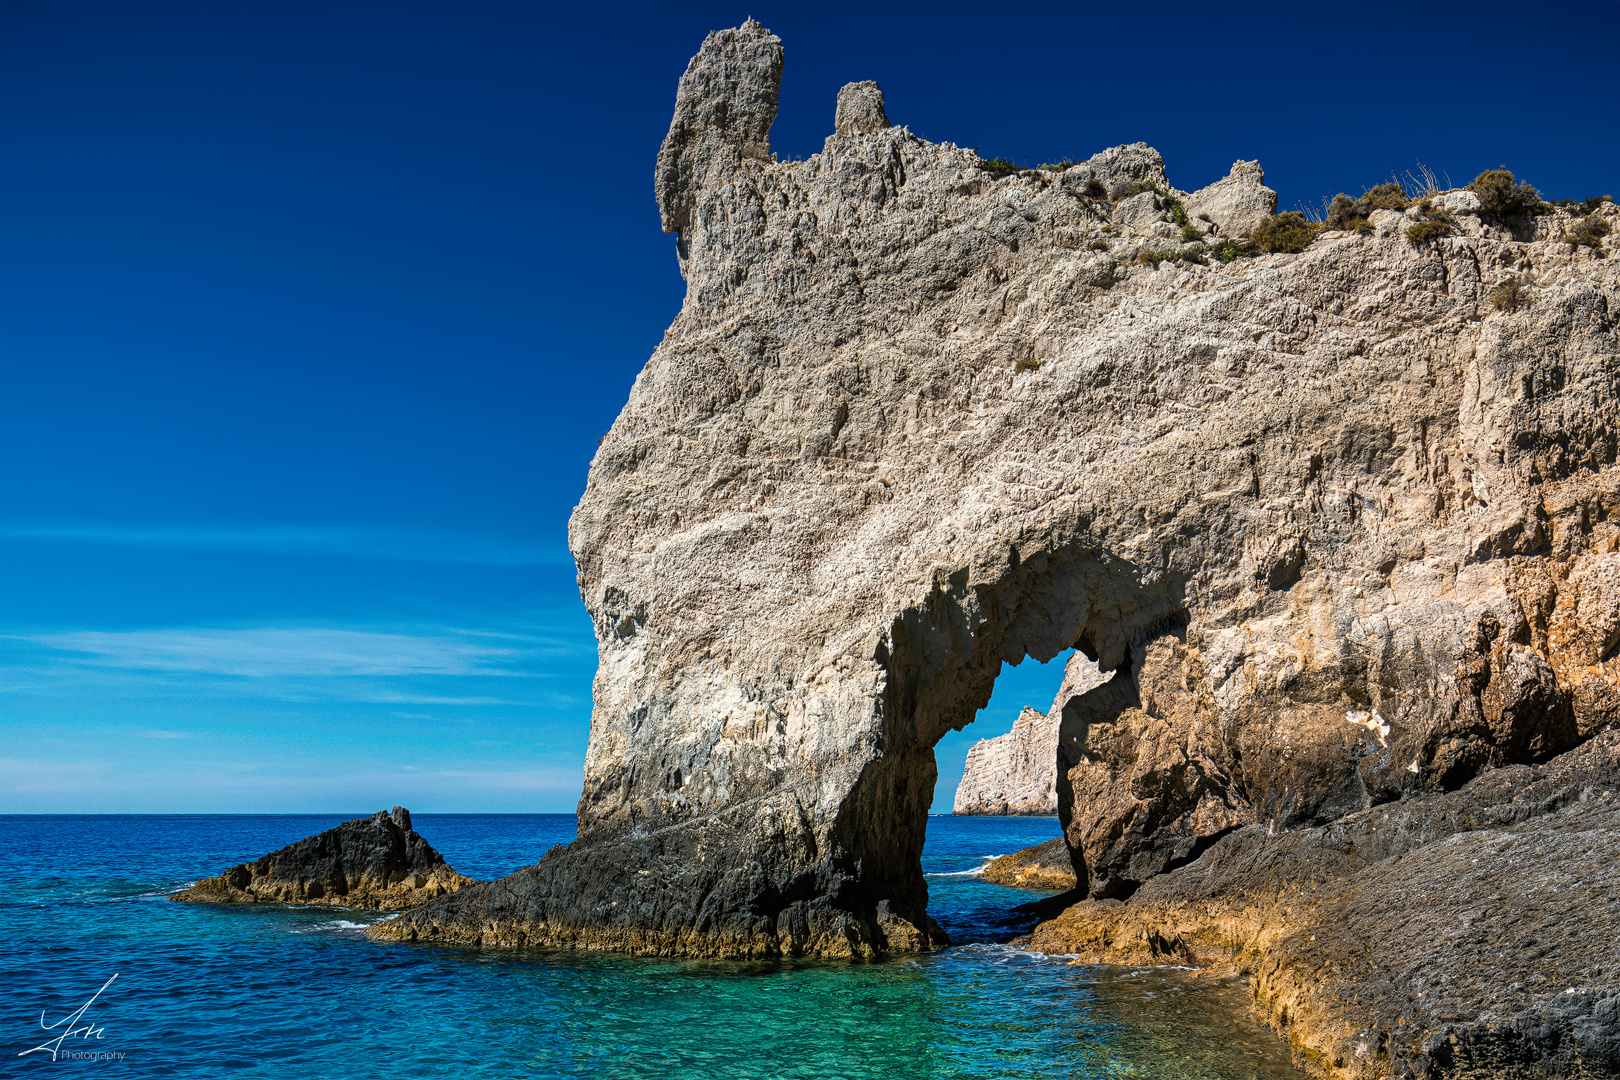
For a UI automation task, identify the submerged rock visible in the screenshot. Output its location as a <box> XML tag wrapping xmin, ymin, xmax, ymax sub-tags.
<box><xmin>173</xmin><ymin>807</ymin><xmax>472</xmax><ymax>910</ymax></box>
<box><xmin>374</xmin><ymin>19</ymin><xmax>1620</xmax><ymax>967</ymax></box>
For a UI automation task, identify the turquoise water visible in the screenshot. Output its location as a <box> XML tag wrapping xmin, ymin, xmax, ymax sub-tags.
<box><xmin>0</xmin><ymin>814</ymin><xmax>1299</xmax><ymax>1078</ymax></box>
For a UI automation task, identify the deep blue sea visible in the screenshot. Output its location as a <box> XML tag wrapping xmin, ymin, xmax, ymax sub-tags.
<box><xmin>0</xmin><ymin>814</ymin><xmax>1298</xmax><ymax>1078</ymax></box>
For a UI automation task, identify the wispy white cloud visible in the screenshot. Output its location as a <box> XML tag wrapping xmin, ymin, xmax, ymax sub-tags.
<box><xmin>0</xmin><ymin>523</ymin><xmax>572</xmax><ymax>566</ymax></box>
<box><xmin>28</xmin><ymin>628</ymin><xmax>526</xmax><ymax>678</ymax></box>
<box><xmin>348</xmin><ymin>691</ymin><xmax>536</xmax><ymax>706</ymax></box>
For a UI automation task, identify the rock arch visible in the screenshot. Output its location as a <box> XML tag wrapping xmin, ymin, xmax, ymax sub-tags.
<box><xmin>373</xmin><ymin>22</ymin><xmax>1620</xmax><ymax>958</ymax></box>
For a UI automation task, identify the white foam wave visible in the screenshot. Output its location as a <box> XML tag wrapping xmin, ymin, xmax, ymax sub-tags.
<box><xmin>924</xmin><ymin>860</ymin><xmax>993</xmax><ymax>878</ymax></box>
<box><xmin>945</xmin><ymin>942</ymin><xmax>1076</xmax><ymax>966</ymax></box>
<box><xmin>293</xmin><ymin>918</ymin><xmax>384</xmax><ymax>934</ymax></box>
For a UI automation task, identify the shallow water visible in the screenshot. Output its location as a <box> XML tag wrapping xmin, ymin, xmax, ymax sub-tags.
<box><xmin>0</xmin><ymin>813</ymin><xmax>1299</xmax><ymax>1077</ymax></box>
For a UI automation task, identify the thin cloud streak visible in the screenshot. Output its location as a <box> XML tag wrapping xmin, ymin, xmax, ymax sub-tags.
<box><xmin>20</xmin><ymin>627</ymin><xmax>578</xmax><ymax>678</ymax></box>
<box><xmin>0</xmin><ymin>523</ymin><xmax>573</xmax><ymax>566</ymax></box>
<box><xmin>0</xmin><ymin>757</ymin><xmax>586</xmax><ymax>812</ymax></box>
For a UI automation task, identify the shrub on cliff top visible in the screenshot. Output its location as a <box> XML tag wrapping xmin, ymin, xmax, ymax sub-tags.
<box><xmin>1490</xmin><ymin>277</ymin><xmax>1528</xmax><ymax>312</ymax></box>
<box><xmin>1562</xmin><ymin>214</ymin><xmax>1611</xmax><ymax>252</ymax></box>
<box><xmin>1406</xmin><ymin>219</ymin><xmax>1454</xmax><ymax>245</ymax></box>
<box><xmin>978</xmin><ymin>157</ymin><xmax>1018</xmax><ymax>179</ymax></box>
<box><xmin>1249</xmin><ymin>211</ymin><xmax>1316</xmax><ymax>254</ymax></box>
<box><xmin>1469</xmin><ymin>169</ymin><xmax>1548</xmax><ymax>217</ymax></box>
<box><xmin>1324</xmin><ymin>182</ymin><xmax>1408</xmax><ymax>233</ymax></box>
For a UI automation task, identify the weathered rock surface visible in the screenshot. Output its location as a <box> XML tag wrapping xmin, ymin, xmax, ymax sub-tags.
<box><xmin>1184</xmin><ymin>159</ymin><xmax>1279</xmax><ymax>235</ymax></box>
<box><xmin>955</xmin><ymin>707</ymin><xmax>1057</xmax><ymax>814</ymax></box>
<box><xmin>834</xmin><ymin>81</ymin><xmax>888</xmax><ymax>137</ymax></box>
<box><xmin>174</xmin><ymin>807</ymin><xmax>472</xmax><ymax>910</ymax></box>
<box><xmin>374</xmin><ymin>20</ymin><xmax>1620</xmax><ymax>968</ymax></box>
<box><xmin>979</xmin><ymin>836</ymin><xmax>1077</xmax><ymax>890</ymax></box>
<box><xmin>1022</xmin><ymin>732</ymin><xmax>1620</xmax><ymax>1079</ymax></box>
<box><xmin>653</xmin><ymin>18</ymin><xmax>782</xmax><ymax>239</ymax></box>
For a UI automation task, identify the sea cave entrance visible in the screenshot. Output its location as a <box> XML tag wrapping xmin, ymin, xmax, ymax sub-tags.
<box><xmin>838</xmin><ymin>541</ymin><xmax>1193</xmax><ymax>952</ymax></box>
<box><xmin>922</xmin><ymin>650</ymin><xmax>1085</xmax><ymax>942</ymax></box>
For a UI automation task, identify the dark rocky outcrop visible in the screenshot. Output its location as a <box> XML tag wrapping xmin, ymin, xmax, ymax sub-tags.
<box><xmin>173</xmin><ymin>807</ymin><xmax>472</xmax><ymax>910</ymax></box>
<box><xmin>1021</xmin><ymin>732</ymin><xmax>1620</xmax><ymax>1079</ymax></box>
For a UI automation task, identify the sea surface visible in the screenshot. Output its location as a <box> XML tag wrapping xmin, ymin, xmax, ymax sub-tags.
<box><xmin>0</xmin><ymin>814</ymin><xmax>1299</xmax><ymax>1078</ymax></box>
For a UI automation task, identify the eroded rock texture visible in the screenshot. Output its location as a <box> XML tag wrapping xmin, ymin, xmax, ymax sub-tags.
<box><xmin>1023</xmin><ymin>732</ymin><xmax>1620</xmax><ymax>1079</ymax></box>
<box><xmin>173</xmin><ymin>808</ymin><xmax>472</xmax><ymax>910</ymax></box>
<box><xmin>374</xmin><ymin>22</ymin><xmax>1620</xmax><ymax>963</ymax></box>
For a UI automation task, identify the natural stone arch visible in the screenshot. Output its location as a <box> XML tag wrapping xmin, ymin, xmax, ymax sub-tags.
<box><xmin>372</xmin><ymin>22</ymin><xmax>1620</xmax><ymax>959</ymax></box>
<box><xmin>837</xmin><ymin>542</ymin><xmax>1188</xmax><ymax>934</ymax></box>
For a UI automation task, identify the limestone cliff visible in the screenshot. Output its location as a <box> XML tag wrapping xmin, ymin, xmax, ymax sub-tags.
<box><xmin>373</xmin><ymin>21</ymin><xmax>1620</xmax><ymax>967</ymax></box>
<box><xmin>953</xmin><ymin>706</ymin><xmax>1058</xmax><ymax>815</ymax></box>
<box><xmin>954</xmin><ymin>652</ymin><xmax>1107</xmax><ymax>815</ymax></box>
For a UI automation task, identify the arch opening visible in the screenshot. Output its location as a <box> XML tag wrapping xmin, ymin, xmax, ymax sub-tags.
<box><xmin>831</xmin><ymin>541</ymin><xmax>1209</xmax><ymax>951</ymax></box>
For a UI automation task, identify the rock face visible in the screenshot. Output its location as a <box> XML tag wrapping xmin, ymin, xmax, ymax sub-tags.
<box><xmin>954</xmin><ymin>651</ymin><xmax>1106</xmax><ymax>815</ymax></box>
<box><xmin>1184</xmin><ymin>160</ymin><xmax>1279</xmax><ymax>235</ymax></box>
<box><xmin>653</xmin><ymin>19</ymin><xmax>783</xmax><ymax>239</ymax></box>
<box><xmin>834</xmin><ymin>81</ymin><xmax>888</xmax><ymax>136</ymax></box>
<box><xmin>1022</xmin><ymin>732</ymin><xmax>1620</xmax><ymax>1079</ymax></box>
<box><xmin>174</xmin><ymin>807</ymin><xmax>472</xmax><ymax>910</ymax></box>
<box><xmin>954</xmin><ymin>707</ymin><xmax>1057</xmax><ymax>814</ymax></box>
<box><xmin>374</xmin><ymin>21</ymin><xmax>1620</xmax><ymax>965</ymax></box>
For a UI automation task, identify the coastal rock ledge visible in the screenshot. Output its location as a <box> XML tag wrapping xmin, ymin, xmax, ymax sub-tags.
<box><xmin>1020</xmin><ymin>731</ymin><xmax>1620</xmax><ymax>1080</ymax></box>
<box><xmin>376</xmin><ymin>14</ymin><xmax>1620</xmax><ymax>1035</ymax></box>
<box><xmin>174</xmin><ymin>807</ymin><xmax>472</xmax><ymax>910</ymax></box>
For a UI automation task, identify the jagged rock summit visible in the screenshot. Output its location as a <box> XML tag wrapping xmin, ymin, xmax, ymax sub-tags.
<box><xmin>374</xmin><ymin>19</ymin><xmax>1620</xmax><ymax>1001</ymax></box>
<box><xmin>174</xmin><ymin>807</ymin><xmax>472</xmax><ymax>910</ymax></box>
<box><xmin>834</xmin><ymin>81</ymin><xmax>888</xmax><ymax>136</ymax></box>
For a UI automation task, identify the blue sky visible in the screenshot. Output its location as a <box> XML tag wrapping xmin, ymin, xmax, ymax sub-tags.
<box><xmin>2</xmin><ymin>0</ymin><xmax>1615</xmax><ymax>813</ymax></box>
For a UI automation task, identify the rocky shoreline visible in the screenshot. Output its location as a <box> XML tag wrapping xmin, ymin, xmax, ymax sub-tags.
<box><xmin>172</xmin><ymin>807</ymin><xmax>472</xmax><ymax>911</ymax></box>
<box><xmin>1015</xmin><ymin>732</ymin><xmax>1620</xmax><ymax>1078</ymax></box>
<box><xmin>979</xmin><ymin>837</ymin><xmax>1077</xmax><ymax>891</ymax></box>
